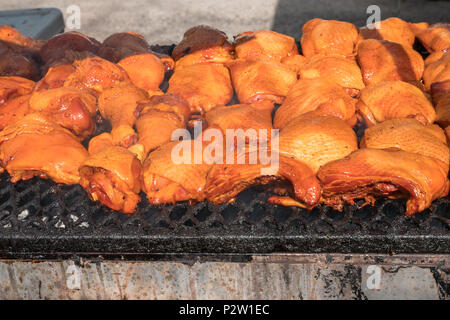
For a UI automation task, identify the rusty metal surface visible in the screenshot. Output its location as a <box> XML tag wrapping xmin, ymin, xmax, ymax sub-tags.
<box><xmin>0</xmin><ymin>254</ymin><xmax>448</xmax><ymax>300</ymax></box>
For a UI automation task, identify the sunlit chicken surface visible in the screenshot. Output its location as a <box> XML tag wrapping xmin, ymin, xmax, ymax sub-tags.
<box><xmin>79</xmin><ymin>133</ymin><xmax>142</xmax><ymax>214</ymax></box>
<box><xmin>168</xmin><ymin>63</ymin><xmax>233</xmax><ymax>113</ymax></box>
<box><xmin>227</xmin><ymin>58</ymin><xmax>297</xmax><ymax>104</ymax></box>
<box><xmin>34</xmin><ymin>64</ymin><xmax>76</xmax><ymax>91</ymax></box>
<box><xmin>301</xmin><ymin>18</ymin><xmax>359</xmax><ymax>58</ymax></box>
<box><xmin>357</xmin><ymin>39</ymin><xmax>424</xmax><ymax>86</ymax></box>
<box><xmin>28</xmin><ymin>87</ymin><xmax>97</xmax><ymax>138</ymax></box>
<box><xmin>234</xmin><ymin>30</ymin><xmax>298</xmax><ymax>62</ymax></box>
<box><xmin>410</xmin><ymin>22</ymin><xmax>450</xmax><ymax>53</ymax></box>
<box><xmin>134</xmin><ymin>94</ymin><xmax>190</xmax><ymax>159</ymax></box>
<box><xmin>298</xmin><ymin>54</ymin><xmax>364</xmax><ymax>94</ymax></box>
<box><xmin>356</xmin><ymin>80</ymin><xmax>435</xmax><ymax>126</ymax></box>
<box><xmin>423</xmin><ymin>51</ymin><xmax>450</xmax><ymax>99</ymax></box>
<box><xmin>317</xmin><ymin>148</ymin><xmax>449</xmax><ymax>216</ymax></box>
<box><xmin>359</xmin><ymin>17</ymin><xmax>415</xmax><ymax>47</ymax></box>
<box><xmin>0</xmin><ymin>94</ymin><xmax>30</xmax><ymax>130</ymax></box>
<box><xmin>0</xmin><ymin>25</ymin><xmax>39</xmax><ymax>48</ymax></box>
<box><xmin>0</xmin><ymin>76</ymin><xmax>34</xmax><ymax>103</ymax></box>
<box><xmin>98</xmin><ymin>82</ymin><xmax>148</xmax><ymax>147</ymax></box>
<box><xmin>361</xmin><ymin>118</ymin><xmax>450</xmax><ymax>167</ymax></box>
<box><xmin>273</xmin><ymin>78</ymin><xmax>357</xmax><ymax>128</ymax></box>
<box><xmin>0</xmin><ymin>113</ymin><xmax>88</xmax><ymax>184</ymax></box>
<box><xmin>142</xmin><ymin>140</ymin><xmax>213</xmax><ymax>204</ymax></box>
<box><xmin>172</xmin><ymin>25</ymin><xmax>233</xmax><ymax>68</ymax></box>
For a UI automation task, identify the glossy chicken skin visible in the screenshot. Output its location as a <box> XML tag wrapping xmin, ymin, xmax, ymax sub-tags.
<box><xmin>79</xmin><ymin>133</ymin><xmax>142</xmax><ymax>214</ymax></box>
<box><xmin>298</xmin><ymin>54</ymin><xmax>364</xmax><ymax>93</ymax></box>
<box><xmin>0</xmin><ymin>76</ymin><xmax>34</xmax><ymax>103</ymax></box>
<box><xmin>359</xmin><ymin>17</ymin><xmax>415</xmax><ymax>47</ymax></box>
<box><xmin>234</xmin><ymin>30</ymin><xmax>298</xmax><ymax>62</ymax></box>
<box><xmin>435</xmin><ymin>92</ymin><xmax>450</xmax><ymax>129</ymax></box>
<box><xmin>172</xmin><ymin>25</ymin><xmax>233</xmax><ymax>68</ymax></box>
<box><xmin>278</xmin><ymin>115</ymin><xmax>358</xmax><ymax>173</ymax></box>
<box><xmin>361</xmin><ymin>118</ymin><xmax>450</xmax><ymax>167</ymax></box>
<box><xmin>100</xmin><ymin>32</ymin><xmax>174</xmax><ymax>71</ymax></box>
<box><xmin>0</xmin><ymin>25</ymin><xmax>39</xmax><ymax>48</ymax></box>
<box><xmin>317</xmin><ymin>148</ymin><xmax>449</xmax><ymax>216</ymax></box>
<box><xmin>0</xmin><ymin>113</ymin><xmax>88</xmax><ymax>184</ymax></box>
<box><xmin>142</xmin><ymin>140</ymin><xmax>213</xmax><ymax>204</ymax></box>
<box><xmin>423</xmin><ymin>51</ymin><xmax>450</xmax><ymax>99</ymax></box>
<box><xmin>357</xmin><ymin>39</ymin><xmax>424</xmax><ymax>86</ymax></box>
<box><xmin>301</xmin><ymin>18</ymin><xmax>359</xmax><ymax>58</ymax></box>
<box><xmin>134</xmin><ymin>94</ymin><xmax>190</xmax><ymax>158</ymax></box>
<box><xmin>63</xmin><ymin>56</ymin><xmax>131</xmax><ymax>95</ymax></box>
<box><xmin>357</xmin><ymin>81</ymin><xmax>436</xmax><ymax>126</ymax></box>
<box><xmin>0</xmin><ymin>94</ymin><xmax>30</xmax><ymax>130</ymax></box>
<box><xmin>98</xmin><ymin>82</ymin><xmax>148</xmax><ymax>147</ymax></box>
<box><xmin>28</xmin><ymin>87</ymin><xmax>97</xmax><ymax>138</ymax></box>
<box><xmin>273</xmin><ymin>79</ymin><xmax>357</xmax><ymax>128</ymax></box>
<box><xmin>39</xmin><ymin>32</ymin><xmax>101</xmax><ymax>68</ymax></box>
<box><xmin>168</xmin><ymin>63</ymin><xmax>233</xmax><ymax>113</ymax></box>
<box><xmin>410</xmin><ymin>23</ymin><xmax>450</xmax><ymax>53</ymax></box>
<box><xmin>227</xmin><ymin>58</ymin><xmax>297</xmax><ymax>104</ymax></box>
<box><xmin>34</xmin><ymin>64</ymin><xmax>76</xmax><ymax>91</ymax></box>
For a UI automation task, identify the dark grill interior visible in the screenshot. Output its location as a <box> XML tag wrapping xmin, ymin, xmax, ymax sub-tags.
<box><xmin>0</xmin><ymin>44</ymin><xmax>449</xmax><ymax>259</ymax></box>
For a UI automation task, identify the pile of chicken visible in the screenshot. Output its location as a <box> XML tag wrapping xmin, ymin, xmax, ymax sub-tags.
<box><xmin>0</xmin><ymin>18</ymin><xmax>449</xmax><ymax>216</ymax></box>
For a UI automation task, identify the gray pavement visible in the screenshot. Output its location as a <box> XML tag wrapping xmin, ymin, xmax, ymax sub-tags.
<box><xmin>0</xmin><ymin>0</ymin><xmax>449</xmax><ymax>44</ymax></box>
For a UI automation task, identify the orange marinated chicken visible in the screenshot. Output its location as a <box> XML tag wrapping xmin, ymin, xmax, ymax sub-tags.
<box><xmin>168</xmin><ymin>63</ymin><xmax>233</xmax><ymax>113</ymax></box>
<box><xmin>100</xmin><ymin>32</ymin><xmax>174</xmax><ymax>71</ymax></box>
<box><xmin>63</xmin><ymin>56</ymin><xmax>131</xmax><ymax>95</ymax></box>
<box><xmin>317</xmin><ymin>148</ymin><xmax>449</xmax><ymax>216</ymax></box>
<box><xmin>0</xmin><ymin>94</ymin><xmax>30</xmax><ymax>130</ymax></box>
<box><xmin>410</xmin><ymin>22</ymin><xmax>450</xmax><ymax>53</ymax></box>
<box><xmin>98</xmin><ymin>82</ymin><xmax>148</xmax><ymax>147</ymax></box>
<box><xmin>436</xmin><ymin>91</ymin><xmax>450</xmax><ymax>129</ymax></box>
<box><xmin>357</xmin><ymin>81</ymin><xmax>436</xmax><ymax>126</ymax></box>
<box><xmin>423</xmin><ymin>51</ymin><xmax>450</xmax><ymax>100</ymax></box>
<box><xmin>359</xmin><ymin>17</ymin><xmax>415</xmax><ymax>47</ymax></box>
<box><xmin>361</xmin><ymin>118</ymin><xmax>450</xmax><ymax>167</ymax></box>
<box><xmin>273</xmin><ymin>78</ymin><xmax>357</xmax><ymax>128</ymax></box>
<box><xmin>117</xmin><ymin>53</ymin><xmax>165</xmax><ymax>92</ymax></box>
<box><xmin>28</xmin><ymin>87</ymin><xmax>97</xmax><ymax>138</ymax></box>
<box><xmin>301</xmin><ymin>18</ymin><xmax>359</xmax><ymax>58</ymax></box>
<box><xmin>357</xmin><ymin>39</ymin><xmax>424</xmax><ymax>86</ymax></box>
<box><xmin>142</xmin><ymin>139</ymin><xmax>213</xmax><ymax>204</ymax></box>
<box><xmin>79</xmin><ymin>133</ymin><xmax>142</xmax><ymax>214</ymax></box>
<box><xmin>172</xmin><ymin>25</ymin><xmax>233</xmax><ymax>68</ymax></box>
<box><xmin>227</xmin><ymin>58</ymin><xmax>297</xmax><ymax>104</ymax></box>
<box><xmin>298</xmin><ymin>54</ymin><xmax>364</xmax><ymax>94</ymax></box>
<box><xmin>0</xmin><ymin>113</ymin><xmax>88</xmax><ymax>184</ymax></box>
<box><xmin>281</xmin><ymin>54</ymin><xmax>307</xmax><ymax>74</ymax></box>
<box><xmin>0</xmin><ymin>76</ymin><xmax>35</xmax><ymax>103</ymax></box>
<box><xmin>134</xmin><ymin>94</ymin><xmax>190</xmax><ymax>159</ymax></box>
<box><xmin>0</xmin><ymin>25</ymin><xmax>39</xmax><ymax>48</ymax></box>
<box><xmin>34</xmin><ymin>64</ymin><xmax>76</xmax><ymax>91</ymax></box>
<box><xmin>39</xmin><ymin>32</ymin><xmax>101</xmax><ymax>68</ymax></box>
<box><xmin>234</xmin><ymin>30</ymin><xmax>298</xmax><ymax>62</ymax></box>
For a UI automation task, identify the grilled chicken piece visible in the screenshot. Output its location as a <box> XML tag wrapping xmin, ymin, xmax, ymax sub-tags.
<box><xmin>39</xmin><ymin>32</ymin><xmax>101</xmax><ymax>69</ymax></box>
<box><xmin>357</xmin><ymin>39</ymin><xmax>424</xmax><ymax>86</ymax></box>
<box><xmin>410</xmin><ymin>22</ymin><xmax>450</xmax><ymax>53</ymax></box>
<box><xmin>142</xmin><ymin>139</ymin><xmax>213</xmax><ymax>204</ymax></box>
<box><xmin>234</xmin><ymin>30</ymin><xmax>298</xmax><ymax>62</ymax></box>
<box><xmin>98</xmin><ymin>82</ymin><xmax>148</xmax><ymax>147</ymax></box>
<box><xmin>357</xmin><ymin>81</ymin><xmax>435</xmax><ymax>126</ymax></box>
<box><xmin>361</xmin><ymin>118</ymin><xmax>450</xmax><ymax>167</ymax></box>
<box><xmin>273</xmin><ymin>78</ymin><xmax>357</xmax><ymax>128</ymax></box>
<box><xmin>298</xmin><ymin>54</ymin><xmax>364</xmax><ymax>93</ymax></box>
<box><xmin>227</xmin><ymin>58</ymin><xmax>297</xmax><ymax>104</ymax></box>
<box><xmin>0</xmin><ymin>25</ymin><xmax>39</xmax><ymax>48</ymax></box>
<box><xmin>28</xmin><ymin>87</ymin><xmax>97</xmax><ymax>138</ymax></box>
<box><xmin>172</xmin><ymin>25</ymin><xmax>233</xmax><ymax>68</ymax></box>
<box><xmin>168</xmin><ymin>63</ymin><xmax>233</xmax><ymax>113</ymax></box>
<box><xmin>301</xmin><ymin>18</ymin><xmax>359</xmax><ymax>58</ymax></box>
<box><xmin>134</xmin><ymin>94</ymin><xmax>190</xmax><ymax>159</ymax></box>
<box><xmin>100</xmin><ymin>32</ymin><xmax>174</xmax><ymax>71</ymax></box>
<box><xmin>281</xmin><ymin>54</ymin><xmax>307</xmax><ymax>74</ymax></box>
<box><xmin>34</xmin><ymin>64</ymin><xmax>76</xmax><ymax>91</ymax></box>
<box><xmin>317</xmin><ymin>148</ymin><xmax>449</xmax><ymax>216</ymax></box>
<box><xmin>436</xmin><ymin>91</ymin><xmax>450</xmax><ymax>129</ymax></box>
<box><xmin>79</xmin><ymin>133</ymin><xmax>142</xmax><ymax>214</ymax></box>
<box><xmin>63</xmin><ymin>56</ymin><xmax>131</xmax><ymax>96</ymax></box>
<box><xmin>359</xmin><ymin>17</ymin><xmax>415</xmax><ymax>47</ymax></box>
<box><xmin>0</xmin><ymin>113</ymin><xmax>88</xmax><ymax>184</ymax></box>
<box><xmin>117</xmin><ymin>53</ymin><xmax>165</xmax><ymax>93</ymax></box>
<box><xmin>0</xmin><ymin>94</ymin><xmax>30</xmax><ymax>130</ymax></box>
<box><xmin>0</xmin><ymin>76</ymin><xmax>34</xmax><ymax>103</ymax></box>
<box><xmin>423</xmin><ymin>51</ymin><xmax>450</xmax><ymax>100</ymax></box>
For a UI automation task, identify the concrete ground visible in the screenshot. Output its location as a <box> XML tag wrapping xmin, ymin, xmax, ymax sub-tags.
<box><xmin>0</xmin><ymin>0</ymin><xmax>449</xmax><ymax>44</ymax></box>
